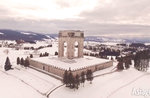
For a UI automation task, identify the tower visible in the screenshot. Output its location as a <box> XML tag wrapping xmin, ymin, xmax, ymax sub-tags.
<box><xmin>58</xmin><ymin>30</ymin><xmax>84</xmax><ymax>59</ymax></box>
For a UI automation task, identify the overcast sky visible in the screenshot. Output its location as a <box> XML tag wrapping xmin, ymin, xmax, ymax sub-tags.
<box><xmin>0</xmin><ymin>0</ymin><xmax>150</xmax><ymax>38</ymax></box>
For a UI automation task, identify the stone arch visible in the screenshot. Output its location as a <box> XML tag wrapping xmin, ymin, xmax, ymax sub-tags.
<box><xmin>63</xmin><ymin>41</ymin><xmax>67</xmax><ymax>57</ymax></box>
<box><xmin>74</xmin><ymin>41</ymin><xmax>79</xmax><ymax>57</ymax></box>
<box><xmin>58</xmin><ymin>30</ymin><xmax>84</xmax><ymax>59</ymax></box>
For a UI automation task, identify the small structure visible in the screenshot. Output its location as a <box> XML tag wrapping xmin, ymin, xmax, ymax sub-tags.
<box><xmin>58</xmin><ymin>30</ymin><xmax>84</xmax><ymax>59</ymax></box>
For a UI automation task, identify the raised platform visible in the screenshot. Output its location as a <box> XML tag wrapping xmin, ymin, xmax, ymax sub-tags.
<box><xmin>32</xmin><ymin>56</ymin><xmax>110</xmax><ymax>70</ymax></box>
<box><xmin>29</xmin><ymin>56</ymin><xmax>113</xmax><ymax>77</ymax></box>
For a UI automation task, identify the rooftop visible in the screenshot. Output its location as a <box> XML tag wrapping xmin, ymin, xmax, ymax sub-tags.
<box><xmin>59</xmin><ymin>30</ymin><xmax>84</xmax><ymax>38</ymax></box>
<box><xmin>31</xmin><ymin>56</ymin><xmax>111</xmax><ymax>70</ymax></box>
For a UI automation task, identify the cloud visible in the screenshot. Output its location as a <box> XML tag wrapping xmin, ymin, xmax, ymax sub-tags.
<box><xmin>0</xmin><ymin>17</ymin><xmax>150</xmax><ymax>38</ymax></box>
<box><xmin>0</xmin><ymin>0</ymin><xmax>98</xmax><ymax>20</ymax></box>
<box><xmin>80</xmin><ymin>0</ymin><xmax>150</xmax><ymax>25</ymax></box>
<box><xmin>0</xmin><ymin>0</ymin><xmax>150</xmax><ymax>39</ymax></box>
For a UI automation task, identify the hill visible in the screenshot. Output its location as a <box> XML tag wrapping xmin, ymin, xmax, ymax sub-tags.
<box><xmin>0</xmin><ymin>29</ymin><xmax>51</xmax><ymax>41</ymax></box>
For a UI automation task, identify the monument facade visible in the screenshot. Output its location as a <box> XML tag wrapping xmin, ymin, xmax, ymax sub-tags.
<box><xmin>58</xmin><ymin>30</ymin><xmax>84</xmax><ymax>59</ymax></box>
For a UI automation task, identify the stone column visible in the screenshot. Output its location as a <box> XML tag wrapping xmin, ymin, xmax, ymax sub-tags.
<box><xmin>67</xmin><ymin>40</ymin><xmax>74</xmax><ymax>59</ymax></box>
<box><xmin>78</xmin><ymin>39</ymin><xmax>84</xmax><ymax>58</ymax></box>
<box><xmin>58</xmin><ymin>39</ymin><xmax>64</xmax><ymax>57</ymax></box>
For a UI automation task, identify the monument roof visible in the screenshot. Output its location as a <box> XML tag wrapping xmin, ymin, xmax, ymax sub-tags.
<box><xmin>31</xmin><ymin>56</ymin><xmax>111</xmax><ymax>70</ymax></box>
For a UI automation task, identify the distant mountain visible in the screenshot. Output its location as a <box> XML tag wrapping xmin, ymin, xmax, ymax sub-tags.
<box><xmin>85</xmin><ymin>36</ymin><xmax>150</xmax><ymax>43</ymax></box>
<box><xmin>85</xmin><ymin>36</ymin><xmax>126</xmax><ymax>43</ymax></box>
<box><xmin>0</xmin><ymin>29</ymin><xmax>52</xmax><ymax>41</ymax></box>
<box><xmin>0</xmin><ymin>29</ymin><xmax>149</xmax><ymax>43</ymax></box>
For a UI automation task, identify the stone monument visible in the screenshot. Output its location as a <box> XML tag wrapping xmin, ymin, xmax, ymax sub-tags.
<box><xmin>58</xmin><ymin>30</ymin><xmax>84</xmax><ymax>59</ymax></box>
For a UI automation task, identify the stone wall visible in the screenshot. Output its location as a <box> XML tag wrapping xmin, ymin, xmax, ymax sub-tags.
<box><xmin>29</xmin><ymin>59</ymin><xmax>113</xmax><ymax>78</ymax></box>
<box><xmin>29</xmin><ymin>59</ymin><xmax>65</xmax><ymax>77</ymax></box>
<box><xmin>71</xmin><ymin>61</ymin><xmax>113</xmax><ymax>76</ymax></box>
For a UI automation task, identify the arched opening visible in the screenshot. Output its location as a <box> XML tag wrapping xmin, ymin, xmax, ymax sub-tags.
<box><xmin>74</xmin><ymin>41</ymin><xmax>79</xmax><ymax>57</ymax></box>
<box><xmin>63</xmin><ymin>41</ymin><xmax>67</xmax><ymax>57</ymax></box>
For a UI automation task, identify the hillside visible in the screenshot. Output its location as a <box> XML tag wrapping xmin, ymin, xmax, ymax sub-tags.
<box><xmin>0</xmin><ymin>29</ymin><xmax>149</xmax><ymax>43</ymax></box>
<box><xmin>0</xmin><ymin>29</ymin><xmax>51</xmax><ymax>41</ymax></box>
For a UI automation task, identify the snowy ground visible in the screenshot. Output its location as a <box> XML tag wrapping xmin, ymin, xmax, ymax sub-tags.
<box><xmin>0</xmin><ymin>41</ymin><xmax>149</xmax><ymax>98</ymax></box>
<box><xmin>0</xmin><ymin>67</ymin><xmax>62</xmax><ymax>98</ymax></box>
<box><xmin>0</xmin><ymin>45</ymin><xmax>61</xmax><ymax>98</ymax></box>
<box><xmin>50</xmin><ymin>66</ymin><xmax>150</xmax><ymax>98</ymax></box>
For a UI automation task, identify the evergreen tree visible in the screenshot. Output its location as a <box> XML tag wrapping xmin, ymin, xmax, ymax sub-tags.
<box><xmin>116</xmin><ymin>56</ymin><xmax>118</xmax><ymax>60</ymax></box>
<box><xmin>80</xmin><ymin>71</ymin><xmax>85</xmax><ymax>86</ymax></box>
<box><xmin>44</xmin><ymin>52</ymin><xmax>49</xmax><ymax>56</ymax></box>
<box><xmin>24</xmin><ymin>58</ymin><xmax>30</xmax><ymax>67</ymax></box>
<box><xmin>39</xmin><ymin>53</ymin><xmax>43</xmax><ymax>57</ymax></box>
<box><xmin>55</xmin><ymin>51</ymin><xmax>58</xmax><ymax>55</ymax></box>
<box><xmin>17</xmin><ymin>57</ymin><xmax>20</xmax><ymax>65</ymax></box>
<box><xmin>111</xmin><ymin>56</ymin><xmax>113</xmax><ymax>60</ymax></box>
<box><xmin>72</xmin><ymin>76</ymin><xmax>75</xmax><ymax>89</ymax></box>
<box><xmin>20</xmin><ymin>58</ymin><xmax>24</xmax><ymax>65</ymax></box>
<box><xmin>30</xmin><ymin>54</ymin><xmax>33</xmax><ymax>58</ymax></box>
<box><xmin>75</xmin><ymin>74</ymin><xmax>80</xmax><ymax>89</ymax></box>
<box><xmin>63</xmin><ymin>70</ymin><xmax>69</xmax><ymax>87</ymax></box>
<box><xmin>86</xmin><ymin>70</ymin><xmax>93</xmax><ymax>84</ymax></box>
<box><xmin>134</xmin><ymin>50</ymin><xmax>150</xmax><ymax>71</ymax></box>
<box><xmin>68</xmin><ymin>71</ymin><xmax>74</xmax><ymax>88</ymax></box>
<box><xmin>4</xmin><ymin>57</ymin><xmax>12</xmax><ymax>71</ymax></box>
<box><xmin>125</xmin><ymin>60</ymin><xmax>130</xmax><ymax>69</ymax></box>
<box><xmin>129</xmin><ymin>58</ymin><xmax>132</xmax><ymax>65</ymax></box>
<box><xmin>117</xmin><ymin>61</ymin><xmax>124</xmax><ymax>70</ymax></box>
<box><xmin>117</xmin><ymin>57</ymin><xmax>124</xmax><ymax>70</ymax></box>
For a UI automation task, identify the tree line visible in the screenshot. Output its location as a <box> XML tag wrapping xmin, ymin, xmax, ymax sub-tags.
<box><xmin>117</xmin><ymin>55</ymin><xmax>132</xmax><ymax>70</ymax></box>
<box><xmin>134</xmin><ymin>50</ymin><xmax>150</xmax><ymax>71</ymax></box>
<box><xmin>17</xmin><ymin>57</ymin><xmax>30</xmax><ymax>67</ymax></box>
<box><xmin>39</xmin><ymin>52</ymin><xmax>49</xmax><ymax>57</ymax></box>
<box><xmin>4</xmin><ymin>56</ymin><xmax>30</xmax><ymax>71</ymax></box>
<box><xmin>63</xmin><ymin>69</ymin><xmax>93</xmax><ymax>90</ymax></box>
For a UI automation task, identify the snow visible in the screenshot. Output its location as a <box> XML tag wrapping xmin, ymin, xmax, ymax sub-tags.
<box><xmin>0</xmin><ymin>45</ymin><xmax>61</xmax><ymax>98</ymax></box>
<box><xmin>38</xmin><ymin>43</ymin><xmax>58</xmax><ymax>55</ymax></box>
<box><xmin>0</xmin><ymin>70</ymin><xmax>45</xmax><ymax>98</ymax></box>
<box><xmin>110</xmin><ymin>74</ymin><xmax>150</xmax><ymax>98</ymax></box>
<box><xmin>31</xmin><ymin>56</ymin><xmax>111</xmax><ymax>70</ymax></box>
<box><xmin>84</xmin><ymin>41</ymin><xmax>119</xmax><ymax>46</ymax></box>
<box><xmin>21</xmin><ymin>32</ymin><xmax>37</xmax><ymax>35</ymax></box>
<box><xmin>0</xmin><ymin>67</ymin><xmax>61</xmax><ymax>98</ymax></box>
<box><xmin>50</xmin><ymin>66</ymin><xmax>150</xmax><ymax>98</ymax></box>
<box><xmin>145</xmin><ymin>43</ymin><xmax>150</xmax><ymax>45</ymax></box>
<box><xmin>0</xmin><ymin>40</ymin><xmax>149</xmax><ymax>98</ymax></box>
<box><xmin>100</xmin><ymin>42</ymin><xmax>118</xmax><ymax>46</ymax></box>
<box><xmin>23</xmin><ymin>41</ymin><xmax>52</xmax><ymax>49</ymax></box>
<box><xmin>0</xmin><ymin>32</ymin><xmax>4</xmax><ymax>35</ymax></box>
<box><xmin>45</xmin><ymin>35</ymin><xmax>52</xmax><ymax>39</ymax></box>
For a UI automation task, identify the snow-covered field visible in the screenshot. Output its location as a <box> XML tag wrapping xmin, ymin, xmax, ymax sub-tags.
<box><xmin>0</xmin><ymin>41</ymin><xmax>149</xmax><ymax>98</ymax></box>
<box><xmin>0</xmin><ymin>43</ymin><xmax>61</xmax><ymax>98</ymax></box>
<box><xmin>50</xmin><ymin>66</ymin><xmax>150</xmax><ymax>98</ymax></box>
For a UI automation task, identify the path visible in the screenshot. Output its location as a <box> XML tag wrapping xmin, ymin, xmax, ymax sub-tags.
<box><xmin>107</xmin><ymin>72</ymin><xmax>150</xmax><ymax>98</ymax></box>
<box><xmin>46</xmin><ymin>84</ymin><xmax>65</xmax><ymax>98</ymax></box>
<box><xmin>0</xmin><ymin>67</ymin><xmax>62</xmax><ymax>98</ymax></box>
<box><xmin>15</xmin><ymin>67</ymin><xmax>57</xmax><ymax>95</ymax></box>
<box><xmin>94</xmin><ymin>70</ymin><xmax>117</xmax><ymax>78</ymax></box>
<box><xmin>47</xmin><ymin>67</ymin><xmax>118</xmax><ymax>98</ymax></box>
<box><xmin>0</xmin><ymin>69</ymin><xmax>46</xmax><ymax>96</ymax></box>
